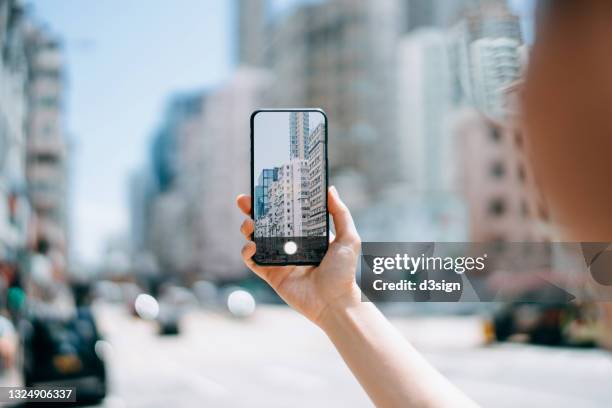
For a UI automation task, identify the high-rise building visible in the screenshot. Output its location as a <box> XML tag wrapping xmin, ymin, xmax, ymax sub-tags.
<box><xmin>306</xmin><ymin>123</ymin><xmax>326</xmax><ymax>237</ymax></box>
<box><xmin>195</xmin><ymin>67</ymin><xmax>272</xmax><ymax>279</ymax></box>
<box><xmin>453</xmin><ymin>0</ymin><xmax>523</xmax><ymax>119</ymax></box>
<box><xmin>142</xmin><ymin>92</ymin><xmax>205</xmax><ymax>276</ymax></box>
<box><xmin>132</xmin><ymin>68</ymin><xmax>271</xmax><ymax>281</ymax></box>
<box><xmin>255</xmin><ymin>113</ymin><xmax>326</xmax><ymax>239</ymax></box>
<box><xmin>455</xmin><ymin>82</ymin><xmax>555</xmax><ymax>243</ymax></box>
<box><xmin>236</xmin><ymin>0</ymin><xmax>267</xmax><ymax>67</ymax></box>
<box><xmin>264</xmin><ymin>160</ymin><xmax>309</xmax><ymax>238</ymax></box>
<box><xmin>397</xmin><ymin>28</ymin><xmax>455</xmax><ymax>192</ymax></box>
<box><xmin>289</xmin><ymin>111</ymin><xmax>309</xmax><ymax>160</ymax></box>
<box><xmin>151</xmin><ymin>92</ymin><xmax>203</xmax><ymax>193</ymax></box>
<box><xmin>471</xmin><ymin>37</ymin><xmax>522</xmax><ymax>119</ymax></box>
<box><xmin>395</xmin><ymin>27</ymin><xmax>467</xmax><ymax>242</ymax></box>
<box><xmin>0</xmin><ymin>0</ymin><xmax>30</xmax><ymax>258</ymax></box>
<box><xmin>268</xmin><ymin>0</ymin><xmax>404</xmax><ymax>207</ymax></box>
<box><xmin>24</xmin><ymin>22</ymin><xmax>70</xmax><ymax>259</ymax></box>
<box><xmin>402</xmin><ymin>0</ymin><xmax>473</xmax><ymax>31</ymax></box>
<box><xmin>128</xmin><ymin>168</ymin><xmax>156</xmax><ymax>256</ymax></box>
<box><xmin>254</xmin><ymin>167</ymin><xmax>278</xmax><ymax>220</ymax></box>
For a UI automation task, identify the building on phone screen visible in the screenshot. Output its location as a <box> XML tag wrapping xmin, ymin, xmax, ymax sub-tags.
<box><xmin>255</xmin><ymin>112</ymin><xmax>326</xmax><ymax>239</ymax></box>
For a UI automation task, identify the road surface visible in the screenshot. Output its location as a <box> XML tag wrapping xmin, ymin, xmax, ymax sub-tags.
<box><xmin>2</xmin><ymin>303</ymin><xmax>611</xmax><ymax>407</ymax></box>
<box><xmin>88</xmin><ymin>303</ymin><xmax>612</xmax><ymax>408</ymax></box>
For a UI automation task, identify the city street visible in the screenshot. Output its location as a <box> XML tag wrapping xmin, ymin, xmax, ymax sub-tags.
<box><xmin>90</xmin><ymin>304</ymin><xmax>612</xmax><ymax>408</ymax></box>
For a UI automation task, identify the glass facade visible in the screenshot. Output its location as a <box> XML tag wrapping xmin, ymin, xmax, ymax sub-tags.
<box><xmin>255</xmin><ymin>167</ymin><xmax>278</xmax><ymax>220</ymax></box>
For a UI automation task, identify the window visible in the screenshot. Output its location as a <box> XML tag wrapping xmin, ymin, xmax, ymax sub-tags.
<box><xmin>514</xmin><ymin>131</ymin><xmax>523</xmax><ymax>149</ymax></box>
<box><xmin>39</xmin><ymin>96</ymin><xmax>59</xmax><ymax>108</ymax></box>
<box><xmin>490</xmin><ymin>161</ymin><xmax>505</xmax><ymax>178</ymax></box>
<box><xmin>42</xmin><ymin>122</ymin><xmax>55</xmax><ymax>136</ymax></box>
<box><xmin>518</xmin><ymin>164</ymin><xmax>526</xmax><ymax>183</ymax></box>
<box><xmin>488</xmin><ymin>198</ymin><xmax>506</xmax><ymax>217</ymax></box>
<box><xmin>521</xmin><ymin>200</ymin><xmax>529</xmax><ymax>218</ymax></box>
<box><xmin>35</xmin><ymin>154</ymin><xmax>58</xmax><ymax>164</ymax></box>
<box><xmin>489</xmin><ymin>126</ymin><xmax>502</xmax><ymax>143</ymax></box>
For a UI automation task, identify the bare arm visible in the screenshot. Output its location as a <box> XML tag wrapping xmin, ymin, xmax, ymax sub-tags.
<box><xmin>237</xmin><ymin>187</ymin><xmax>479</xmax><ymax>408</ymax></box>
<box><xmin>318</xmin><ymin>289</ymin><xmax>478</xmax><ymax>408</ymax></box>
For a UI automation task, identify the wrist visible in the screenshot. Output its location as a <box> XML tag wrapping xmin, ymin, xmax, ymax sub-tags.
<box><xmin>317</xmin><ymin>283</ymin><xmax>363</xmax><ymax>332</ymax></box>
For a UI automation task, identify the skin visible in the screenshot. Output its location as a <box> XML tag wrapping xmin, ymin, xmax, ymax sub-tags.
<box><xmin>524</xmin><ymin>1</ymin><xmax>612</xmax><ymax>241</ymax></box>
<box><xmin>523</xmin><ymin>0</ymin><xmax>612</xmax><ymax>348</ymax></box>
<box><xmin>237</xmin><ymin>187</ymin><xmax>478</xmax><ymax>408</ymax></box>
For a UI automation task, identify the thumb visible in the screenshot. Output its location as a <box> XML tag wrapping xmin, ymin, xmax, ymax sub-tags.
<box><xmin>328</xmin><ymin>186</ymin><xmax>360</xmax><ymax>245</ymax></box>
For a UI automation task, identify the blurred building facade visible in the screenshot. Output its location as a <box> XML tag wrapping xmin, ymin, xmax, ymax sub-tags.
<box><xmin>266</xmin><ymin>0</ymin><xmax>405</xmax><ymax>209</ymax></box>
<box><xmin>194</xmin><ymin>68</ymin><xmax>271</xmax><ymax>280</ymax></box>
<box><xmin>23</xmin><ymin>23</ymin><xmax>69</xmax><ymax>260</ymax></box>
<box><xmin>0</xmin><ymin>0</ymin><xmax>30</xmax><ymax>260</ymax></box>
<box><xmin>0</xmin><ymin>0</ymin><xmax>69</xmax><ymax>267</ymax></box>
<box><xmin>131</xmin><ymin>68</ymin><xmax>271</xmax><ymax>282</ymax></box>
<box><xmin>394</xmin><ymin>27</ymin><xmax>466</xmax><ymax>242</ymax></box>
<box><xmin>306</xmin><ymin>122</ymin><xmax>326</xmax><ymax>236</ymax></box>
<box><xmin>453</xmin><ymin>0</ymin><xmax>524</xmax><ymax>120</ymax></box>
<box><xmin>236</xmin><ymin>0</ymin><xmax>267</xmax><ymax>67</ymax></box>
<box><xmin>456</xmin><ymin>83</ymin><xmax>555</xmax><ymax>243</ymax></box>
<box><xmin>403</xmin><ymin>0</ymin><xmax>474</xmax><ymax>32</ymax></box>
<box><xmin>397</xmin><ymin>28</ymin><xmax>456</xmax><ymax>193</ymax></box>
<box><xmin>128</xmin><ymin>0</ymin><xmax>551</xmax><ymax>283</ymax></box>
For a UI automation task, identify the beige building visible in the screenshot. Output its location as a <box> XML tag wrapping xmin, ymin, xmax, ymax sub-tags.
<box><xmin>456</xmin><ymin>82</ymin><xmax>555</xmax><ymax>243</ymax></box>
<box><xmin>264</xmin><ymin>160</ymin><xmax>309</xmax><ymax>238</ymax></box>
<box><xmin>24</xmin><ymin>24</ymin><xmax>69</xmax><ymax>257</ymax></box>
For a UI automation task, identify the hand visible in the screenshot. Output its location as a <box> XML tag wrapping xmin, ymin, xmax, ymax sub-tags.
<box><xmin>237</xmin><ymin>186</ymin><xmax>362</xmax><ymax>326</ymax></box>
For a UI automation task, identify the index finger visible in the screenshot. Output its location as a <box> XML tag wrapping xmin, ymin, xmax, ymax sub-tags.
<box><xmin>236</xmin><ymin>194</ymin><xmax>252</xmax><ymax>216</ymax></box>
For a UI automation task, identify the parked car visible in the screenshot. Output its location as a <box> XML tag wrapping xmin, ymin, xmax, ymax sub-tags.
<box><xmin>156</xmin><ymin>305</ymin><xmax>180</xmax><ymax>336</ymax></box>
<box><xmin>20</xmin><ymin>307</ymin><xmax>107</xmax><ymax>404</ymax></box>
<box><xmin>486</xmin><ymin>301</ymin><xmax>597</xmax><ymax>347</ymax></box>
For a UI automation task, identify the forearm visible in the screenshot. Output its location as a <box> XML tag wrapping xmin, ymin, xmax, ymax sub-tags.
<box><xmin>319</xmin><ymin>289</ymin><xmax>479</xmax><ymax>408</ymax></box>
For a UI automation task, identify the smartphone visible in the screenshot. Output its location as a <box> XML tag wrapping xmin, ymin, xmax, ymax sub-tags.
<box><xmin>250</xmin><ymin>109</ymin><xmax>329</xmax><ymax>265</ymax></box>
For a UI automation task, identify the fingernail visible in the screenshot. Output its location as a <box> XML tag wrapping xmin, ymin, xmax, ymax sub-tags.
<box><xmin>330</xmin><ymin>185</ymin><xmax>339</xmax><ymax>197</ymax></box>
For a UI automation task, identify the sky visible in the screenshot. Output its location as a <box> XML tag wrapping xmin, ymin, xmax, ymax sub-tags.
<box><xmin>29</xmin><ymin>0</ymin><xmax>235</xmax><ymax>265</ymax></box>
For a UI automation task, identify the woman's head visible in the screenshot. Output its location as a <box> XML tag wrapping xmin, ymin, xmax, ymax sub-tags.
<box><xmin>524</xmin><ymin>1</ymin><xmax>612</xmax><ymax>241</ymax></box>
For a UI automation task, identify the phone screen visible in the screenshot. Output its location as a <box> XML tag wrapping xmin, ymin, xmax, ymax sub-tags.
<box><xmin>251</xmin><ymin>109</ymin><xmax>329</xmax><ymax>265</ymax></box>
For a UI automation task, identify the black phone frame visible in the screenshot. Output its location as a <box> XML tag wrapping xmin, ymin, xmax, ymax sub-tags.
<box><xmin>250</xmin><ymin>108</ymin><xmax>330</xmax><ymax>266</ymax></box>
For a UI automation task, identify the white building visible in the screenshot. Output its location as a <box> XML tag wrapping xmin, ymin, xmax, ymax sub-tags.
<box><xmin>289</xmin><ymin>111</ymin><xmax>309</xmax><ymax>161</ymax></box>
<box><xmin>306</xmin><ymin>123</ymin><xmax>326</xmax><ymax>237</ymax></box>
<box><xmin>397</xmin><ymin>28</ymin><xmax>455</xmax><ymax>193</ymax></box>
<box><xmin>471</xmin><ymin>37</ymin><xmax>522</xmax><ymax>120</ymax></box>
<box><xmin>265</xmin><ymin>159</ymin><xmax>309</xmax><ymax>238</ymax></box>
<box><xmin>453</xmin><ymin>0</ymin><xmax>523</xmax><ymax>121</ymax></box>
<box><xmin>395</xmin><ymin>27</ymin><xmax>467</xmax><ymax>242</ymax></box>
